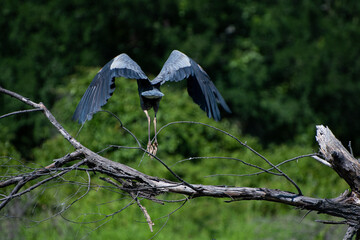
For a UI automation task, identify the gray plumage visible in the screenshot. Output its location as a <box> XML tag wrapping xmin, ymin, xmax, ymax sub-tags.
<box><xmin>73</xmin><ymin>50</ymin><xmax>231</xmax><ymax>124</ymax></box>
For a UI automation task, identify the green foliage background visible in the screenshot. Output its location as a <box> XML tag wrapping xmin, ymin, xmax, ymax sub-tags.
<box><xmin>0</xmin><ymin>0</ymin><xmax>358</xmax><ymax>239</ymax></box>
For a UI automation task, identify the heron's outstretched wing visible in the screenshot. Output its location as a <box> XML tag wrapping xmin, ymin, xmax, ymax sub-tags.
<box><xmin>73</xmin><ymin>54</ymin><xmax>148</xmax><ymax>124</ymax></box>
<box><xmin>152</xmin><ymin>50</ymin><xmax>231</xmax><ymax>121</ymax></box>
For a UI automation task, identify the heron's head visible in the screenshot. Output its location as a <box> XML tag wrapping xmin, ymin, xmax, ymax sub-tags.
<box><xmin>141</xmin><ymin>89</ymin><xmax>164</xmax><ymax>99</ymax></box>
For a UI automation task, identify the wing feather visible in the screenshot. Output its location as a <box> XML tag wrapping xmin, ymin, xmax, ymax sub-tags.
<box><xmin>73</xmin><ymin>54</ymin><xmax>148</xmax><ymax>124</ymax></box>
<box><xmin>153</xmin><ymin>50</ymin><xmax>231</xmax><ymax>121</ymax></box>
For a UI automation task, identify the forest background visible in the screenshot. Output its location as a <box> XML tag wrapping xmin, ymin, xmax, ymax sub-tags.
<box><xmin>1</xmin><ymin>1</ymin><xmax>359</xmax><ymax>239</ymax></box>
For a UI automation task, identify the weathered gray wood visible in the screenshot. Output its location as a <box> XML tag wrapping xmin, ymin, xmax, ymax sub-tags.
<box><xmin>76</xmin><ymin>147</ymin><xmax>360</xmax><ymax>226</ymax></box>
<box><xmin>316</xmin><ymin>125</ymin><xmax>360</xmax><ymax>195</ymax></box>
<box><xmin>2</xmin><ymin>87</ymin><xmax>360</xmax><ymax>239</ymax></box>
<box><xmin>343</xmin><ymin>226</ymin><xmax>357</xmax><ymax>240</ymax></box>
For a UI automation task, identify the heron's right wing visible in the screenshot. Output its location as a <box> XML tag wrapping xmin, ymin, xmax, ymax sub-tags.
<box><xmin>72</xmin><ymin>54</ymin><xmax>148</xmax><ymax>124</ymax></box>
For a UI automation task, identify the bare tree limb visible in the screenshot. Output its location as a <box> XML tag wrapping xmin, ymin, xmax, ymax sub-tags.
<box><xmin>1</xmin><ymin>86</ymin><xmax>360</xmax><ymax>239</ymax></box>
<box><xmin>316</xmin><ymin>125</ymin><xmax>360</xmax><ymax>196</ymax></box>
<box><xmin>0</xmin><ymin>160</ymin><xmax>87</xmax><ymax>210</ymax></box>
<box><xmin>157</xmin><ymin>121</ymin><xmax>303</xmax><ymax>195</ymax></box>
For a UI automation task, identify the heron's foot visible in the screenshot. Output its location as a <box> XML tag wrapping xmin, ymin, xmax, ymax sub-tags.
<box><xmin>146</xmin><ymin>141</ymin><xmax>153</xmax><ymax>154</ymax></box>
<box><xmin>146</xmin><ymin>141</ymin><xmax>158</xmax><ymax>157</ymax></box>
<box><xmin>146</xmin><ymin>142</ymin><xmax>158</xmax><ymax>158</ymax></box>
<box><xmin>151</xmin><ymin>140</ymin><xmax>158</xmax><ymax>156</ymax></box>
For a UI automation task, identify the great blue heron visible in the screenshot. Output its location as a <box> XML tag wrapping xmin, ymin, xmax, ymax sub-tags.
<box><xmin>73</xmin><ymin>50</ymin><xmax>231</xmax><ymax>155</ymax></box>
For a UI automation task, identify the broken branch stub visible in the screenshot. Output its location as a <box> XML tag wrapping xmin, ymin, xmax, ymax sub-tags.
<box><xmin>316</xmin><ymin>125</ymin><xmax>360</xmax><ymax>195</ymax></box>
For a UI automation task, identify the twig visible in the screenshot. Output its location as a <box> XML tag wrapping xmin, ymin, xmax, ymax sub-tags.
<box><xmin>101</xmin><ymin>177</ymin><xmax>155</xmax><ymax>232</ymax></box>
<box><xmin>148</xmin><ymin>199</ymin><xmax>188</xmax><ymax>240</ymax></box>
<box><xmin>348</xmin><ymin>141</ymin><xmax>354</xmax><ymax>157</ymax></box>
<box><xmin>0</xmin><ymin>151</ymin><xmax>84</xmax><ymax>188</ymax></box>
<box><xmin>315</xmin><ymin>220</ymin><xmax>347</xmax><ymax>225</ymax></box>
<box><xmin>0</xmin><ymin>87</ymin><xmax>40</xmax><ymax>108</ymax></box>
<box><xmin>312</xmin><ymin>155</ymin><xmax>332</xmax><ymax>168</ymax></box>
<box><xmin>157</xmin><ymin>121</ymin><xmax>303</xmax><ymax>195</ymax></box>
<box><xmin>83</xmin><ymin>110</ymin><xmax>200</xmax><ymax>192</ymax></box>
<box><xmin>172</xmin><ymin>156</ymin><xmax>280</xmax><ymax>176</ymax></box>
<box><xmin>2</xmin><ymin>87</ymin><xmax>360</xmax><ymax>240</ymax></box>
<box><xmin>0</xmin><ymin>108</ymin><xmax>43</xmax><ymax>119</ymax></box>
<box><xmin>0</xmin><ymin>159</ymin><xmax>86</xmax><ymax>210</ymax></box>
<box><xmin>135</xmin><ymin>197</ymin><xmax>154</xmax><ymax>232</ymax></box>
<box><xmin>206</xmin><ymin>153</ymin><xmax>317</xmax><ymax>178</ymax></box>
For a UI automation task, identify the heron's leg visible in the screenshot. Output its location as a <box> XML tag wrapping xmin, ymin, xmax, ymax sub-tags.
<box><xmin>144</xmin><ymin>110</ymin><xmax>152</xmax><ymax>153</ymax></box>
<box><xmin>151</xmin><ymin>115</ymin><xmax>158</xmax><ymax>155</ymax></box>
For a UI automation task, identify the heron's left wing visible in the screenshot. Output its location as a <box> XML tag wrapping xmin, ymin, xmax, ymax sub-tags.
<box><xmin>73</xmin><ymin>54</ymin><xmax>148</xmax><ymax>124</ymax></box>
<box><xmin>152</xmin><ymin>50</ymin><xmax>231</xmax><ymax>121</ymax></box>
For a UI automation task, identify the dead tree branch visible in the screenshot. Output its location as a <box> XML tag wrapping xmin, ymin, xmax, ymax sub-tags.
<box><xmin>1</xmin><ymin>86</ymin><xmax>360</xmax><ymax>239</ymax></box>
<box><xmin>316</xmin><ymin>125</ymin><xmax>360</xmax><ymax>196</ymax></box>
